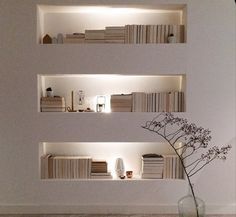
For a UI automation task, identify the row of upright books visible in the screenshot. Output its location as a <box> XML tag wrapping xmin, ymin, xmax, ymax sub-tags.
<box><xmin>63</xmin><ymin>24</ymin><xmax>184</xmax><ymax>44</ymax></box>
<box><xmin>163</xmin><ymin>155</ymin><xmax>184</xmax><ymax>179</ymax></box>
<box><xmin>41</xmin><ymin>155</ymin><xmax>111</xmax><ymax>179</ymax></box>
<box><xmin>40</xmin><ymin>97</ymin><xmax>66</xmax><ymax>112</ymax></box>
<box><xmin>110</xmin><ymin>91</ymin><xmax>185</xmax><ymax>112</ymax></box>
<box><xmin>141</xmin><ymin>154</ymin><xmax>184</xmax><ymax>179</ymax></box>
<box><xmin>125</xmin><ymin>24</ymin><xmax>184</xmax><ymax>44</ymax></box>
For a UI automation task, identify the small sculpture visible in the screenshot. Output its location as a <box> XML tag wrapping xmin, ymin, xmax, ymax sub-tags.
<box><xmin>57</xmin><ymin>33</ymin><xmax>63</xmax><ymax>44</ymax></box>
<box><xmin>52</xmin><ymin>37</ymin><xmax>58</xmax><ymax>44</ymax></box>
<box><xmin>43</xmin><ymin>34</ymin><xmax>52</xmax><ymax>44</ymax></box>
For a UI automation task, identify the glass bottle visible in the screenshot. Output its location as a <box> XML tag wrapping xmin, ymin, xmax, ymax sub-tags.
<box><xmin>178</xmin><ymin>186</ymin><xmax>205</xmax><ymax>217</ymax></box>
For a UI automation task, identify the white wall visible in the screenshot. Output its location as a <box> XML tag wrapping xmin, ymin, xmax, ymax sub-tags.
<box><xmin>0</xmin><ymin>0</ymin><xmax>235</xmax><ymax>215</ymax></box>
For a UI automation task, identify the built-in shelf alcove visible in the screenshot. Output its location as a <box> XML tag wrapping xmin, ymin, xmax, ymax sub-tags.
<box><xmin>37</xmin><ymin>4</ymin><xmax>187</xmax><ymax>44</ymax></box>
<box><xmin>38</xmin><ymin>74</ymin><xmax>186</xmax><ymax>113</ymax></box>
<box><xmin>39</xmin><ymin>141</ymin><xmax>185</xmax><ymax>180</ymax></box>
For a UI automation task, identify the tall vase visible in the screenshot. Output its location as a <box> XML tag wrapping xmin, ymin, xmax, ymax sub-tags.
<box><xmin>115</xmin><ymin>158</ymin><xmax>125</xmax><ymax>178</ymax></box>
<box><xmin>178</xmin><ymin>189</ymin><xmax>205</xmax><ymax>217</ymax></box>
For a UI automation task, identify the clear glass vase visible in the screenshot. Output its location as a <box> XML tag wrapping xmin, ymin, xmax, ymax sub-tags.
<box><xmin>178</xmin><ymin>191</ymin><xmax>205</xmax><ymax>217</ymax></box>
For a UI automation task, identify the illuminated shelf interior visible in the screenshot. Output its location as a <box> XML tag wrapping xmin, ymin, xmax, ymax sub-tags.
<box><xmin>38</xmin><ymin>74</ymin><xmax>186</xmax><ymax>112</ymax></box>
<box><xmin>37</xmin><ymin>4</ymin><xmax>187</xmax><ymax>43</ymax></box>
<box><xmin>40</xmin><ymin>141</ymin><xmax>183</xmax><ymax>179</ymax></box>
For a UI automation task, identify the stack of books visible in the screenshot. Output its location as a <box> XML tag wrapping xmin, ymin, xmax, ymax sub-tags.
<box><xmin>125</xmin><ymin>24</ymin><xmax>184</xmax><ymax>44</ymax></box>
<box><xmin>40</xmin><ymin>96</ymin><xmax>66</xmax><ymax>112</ymax></box>
<box><xmin>141</xmin><ymin>154</ymin><xmax>164</xmax><ymax>179</ymax></box>
<box><xmin>163</xmin><ymin>155</ymin><xmax>184</xmax><ymax>179</ymax></box>
<box><xmin>105</xmin><ymin>26</ymin><xmax>125</xmax><ymax>43</ymax></box>
<box><xmin>63</xmin><ymin>33</ymin><xmax>85</xmax><ymax>44</ymax></box>
<box><xmin>85</xmin><ymin>30</ymin><xmax>105</xmax><ymax>43</ymax></box>
<box><xmin>110</xmin><ymin>94</ymin><xmax>132</xmax><ymax>112</ymax></box>
<box><xmin>41</xmin><ymin>155</ymin><xmax>92</xmax><ymax>179</ymax></box>
<box><xmin>91</xmin><ymin>160</ymin><xmax>112</xmax><ymax>179</ymax></box>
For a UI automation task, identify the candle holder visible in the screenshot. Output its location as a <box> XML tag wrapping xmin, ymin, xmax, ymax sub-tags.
<box><xmin>96</xmin><ymin>95</ymin><xmax>106</xmax><ymax>112</ymax></box>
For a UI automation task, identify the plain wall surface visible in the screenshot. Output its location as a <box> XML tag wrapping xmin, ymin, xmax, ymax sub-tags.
<box><xmin>0</xmin><ymin>0</ymin><xmax>235</xmax><ymax>214</ymax></box>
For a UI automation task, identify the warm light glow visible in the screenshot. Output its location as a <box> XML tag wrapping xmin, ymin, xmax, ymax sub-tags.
<box><xmin>39</xmin><ymin>5</ymin><xmax>183</xmax><ymax>14</ymax></box>
<box><xmin>97</xmin><ymin>95</ymin><xmax>106</xmax><ymax>104</ymax></box>
<box><xmin>39</xmin><ymin>74</ymin><xmax>184</xmax><ymax>79</ymax></box>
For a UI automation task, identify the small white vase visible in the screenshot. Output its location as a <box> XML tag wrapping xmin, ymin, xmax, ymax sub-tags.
<box><xmin>115</xmin><ymin>158</ymin><xmax>125</xmax><ymax>177</ymax></box>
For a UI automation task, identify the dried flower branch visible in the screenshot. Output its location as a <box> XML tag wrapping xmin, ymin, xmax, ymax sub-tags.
<box><xmin>142</xmin><ymin>112</ymin><xmax>231</xmax><ymax>217</ymax></box>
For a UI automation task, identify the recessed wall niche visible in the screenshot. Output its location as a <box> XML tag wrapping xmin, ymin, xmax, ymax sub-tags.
<box><xmin>37</xmin><ymin>4</ymin><xmax>187</xmax><ymax>44</ymax></box>
<box><xmin>37</xmin><ymin>74</ymin><xmax>186</xmax><ymax>113</ymax></box>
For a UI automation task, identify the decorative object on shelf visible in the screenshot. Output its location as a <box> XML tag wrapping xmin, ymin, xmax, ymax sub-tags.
<box><xmin>46</xmin><ymin>87</ymin><xmax>53</xmax><ymax>97</ymax></box>
<box><xmin>168</xmin><ymin>33</ymin><xmax>176</xmax><ymax>43</ymax></box>
<box><xmin>76</xmin><ymin>90</ymin><xmax>85</xmax><ymax>111</ymax></box>
<box><xmin>67</xmin><ymin>91</ymin><xmax>77</xmax><ymax>112</ymax></box>
<box><xmin>42</xmin><ymin>34</ymin><xmax>52</xmax><ymax>44</ymax></box>
<box><xmin>52</xmin><ymin>37</ymin><xmax>58</xmax><ymax>44</ymax></box>
<box><xmin>57</xmin><ymin>33</ymin><xmax>63</xmax><ymax>44</ymax></box>
<box><xmin>78</xmin><ymin>90</ymin><xmax>85</xmax><ymax>105</ymax></box>
<box><xmin>84</xmin><ymin>107</ymin><xmax>94</xmax><ymax>112</ymax></box>
<box><xmin>126</xmin><ymin>170</ymin><xmax>133</xmax><ymax>178</ymax></box>
<box><xmin>96</xmin><ymin>95</ymin><xmax>106</xmax><ymax>112</ymax></box>
<box><xmin>142</xmin><ymin>112</ymin><xmax>231</xmax><ymax>217</ymax></box>
<box><xmin>115</xmin><ymin>158</ymin><xmax>125</xmax><ymax>178</ymax></box>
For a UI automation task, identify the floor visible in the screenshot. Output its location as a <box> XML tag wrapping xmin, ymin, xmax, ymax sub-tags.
<box><xmin>0</xmin><ymin>214</ymin><xmax>176</xmax><ymax>216</ymax></box>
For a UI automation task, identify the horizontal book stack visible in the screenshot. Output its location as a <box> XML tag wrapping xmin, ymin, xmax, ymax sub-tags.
<box><xmin>110</xmin><ymin>94</ymin><xmax>132</xmax><ymax>112</ymax></box>
<box><xmin>163</xmin><ymin>155</ymin><xmax>184</xmax><ymax>179</ymax></box>
<box><xmin>41</xmin><ymin>155</ymin><xmax>92</xmax><ymax>179</ymax></box>
<box><xmin>105</xmin><ymin>26</ymin><xmax>125</xmax><ymax>43</ymax></box>
<box><xmin>132</xmin><ymin>91</ymin><xmax>185</xmax><ymax>112</ymax></box>
<box><xmin>40</xmin><ymin>97</ymin><xmax>66</xmax><ymax>112</ymax></box>
<box><xmin>125</xmin><ymin>24</ymin><xmax>184</xmax><ymax>44</ymax></box>
<box><xmin>63</xmin><ymin>33</ymin><xmax>85</xmax><ymax>44</ymax></box>
<box><xmin>85</xmin><ymin>30</ymin><xmax>105</xmax><ymax>43</ymax></box>
<box><xmin>91</xmin><ymin>160</ymin><xmax>112</xmax><ymax>179</ymax></box>
<box><xmin>141</xmin><ymin>154</ymin><xmax>164</xmax><ymax>179</ymax></box>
